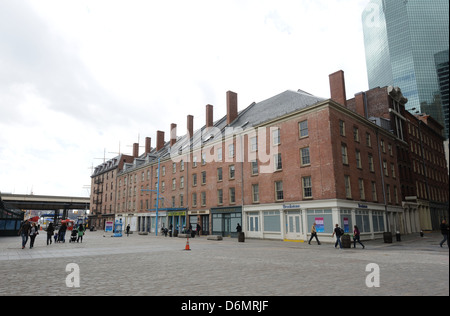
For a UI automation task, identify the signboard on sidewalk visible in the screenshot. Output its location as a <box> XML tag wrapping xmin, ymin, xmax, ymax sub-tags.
<box><xmin>105</xmin><ymin>221</ymin><xmax>113</xmax><ymax>232</ymax></box>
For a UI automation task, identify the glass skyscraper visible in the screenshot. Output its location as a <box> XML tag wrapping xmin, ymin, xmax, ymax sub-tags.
<box><xmin>362</xmin><ymin>0</ymin><xmax>449</xmax><ymax>138</ymax></box>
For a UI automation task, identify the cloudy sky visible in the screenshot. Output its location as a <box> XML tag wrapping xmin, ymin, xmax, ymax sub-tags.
<box><xmin>0</xmin><ymin>0</ymin><xmax>371</xmax><ymax>197</ymax></box>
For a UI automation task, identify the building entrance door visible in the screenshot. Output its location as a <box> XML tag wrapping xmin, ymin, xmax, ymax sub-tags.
<box><xmin>285</xmin><ymin>212</ymin><xmax>303</xmax><ymax>240</ymax></box>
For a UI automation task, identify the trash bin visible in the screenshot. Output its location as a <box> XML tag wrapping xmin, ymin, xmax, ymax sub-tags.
<box><xmin>191</xmin><ymin>231</ymin><xmax>196</xmax><ymax>238</ymax></box>
<box><xmin>396</xmin><ymin>231</ymin><xmax>401</xmax><ymax>242</ymax></box>
<box><xmin>238</xmin><ymin>232</ymin><xmax>245</xmax><ymax>242</ymax></box>
<box><xmin>383</xmin><ymin>232</ymin><xmax>393</xmax><ymax>243</ymax></box>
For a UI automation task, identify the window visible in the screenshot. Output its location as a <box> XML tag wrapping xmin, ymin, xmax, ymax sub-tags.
<box><xmin>217</xmin><ymin>147</ymin><xmax>223</xmax><ymax>161</ymax></box>
<box><xmin>358</xmin><ymin>178</ymin><xmax>365</xmax><ymax>200</ymax></box>
<box><xmin>356</xmin><ymin>150</ymin><xmax>362</xmax><ymax>169</ymax></box>
<box><xmin>192</xmin><ymin>193</ymin><xmax>197</xmax><ymax>207</ymax></box>
<box><xmin>201</xmin><ymin>153</ymin><xmax>206</xmax><ymax>165</ymax></box>
<box><xmin>201</xmin><ymin>171</ymin><xmax>206</xmax><ymax>185</ymax></box>
<box><xmin>353</xmin><ymin>126</ymin><xmax>360</xmax><ymax>142</ymax></box>
<box><xmin>250</xmin><ymin>136</ymin><xmax>258</xmax><ymax>152</ymax></box>
<box><xmin>275</xmin><ymin>181</ymin><xmax>284</xmax><ymax>201</ymax></box>
<box><xmin>341</xmin><ymin>144</ymin><xmax>348</xmax><ymax>165</ymax></box>
<box><xmin>366</xmin><ymin>133</ymin><xmax>372</xmax><ymax>147</ymax></box>
<box><xmin>381</xmin><ymin>139</ymin><xmax>385</xmax><ymax>153</ymax></box>
<box><xmin>302</xmin><ymin>176</ymin><xmax>312</xmax><ymax>198</ymax></box>
<box><xmin>217</xmin><ymin>168</ymin><xmax>223</xmax><ymax>181</ymax></box>
<box><xmin>386</xmin><ymin>184</ymin><xmax>391</xmax><ymax>203</ymax></box>
<box><xmin>344</xmin><ymin>175</ymin><xmax>352</xmax><ymax>198</ymax></box>
<box><xmin>180</xmin><ymin>176</ymin><xmax>184</xmax><ymax>189</ymax></box>
<box><xmin>172</xmin><ymin>162</ymin><xmax>176</xmax><ymax>173</ymax></box>
<box><xmin>180</xmin><ymin>160</ymin><xmax>184</xmax><ymax>171</ymax></box>
<box><xmin>383</xmin><ymin>160</ymin><xmax>388</xmax><ymax>176</ymax></box>
<box><xmin>192</xmin><ymin>173</ymin><xmax>197</xmax><ymax>186</ymax></box>
<box><xmin>217</xmin><ymin>189</ymin><xmax>223</xmax><ymax>205</ymax></box>
<box><xmin>300</xmin><ymin>147</ymin><xmax>310</xmax><ymax>166</ymax></box>
<box><xmin>251</xmin><ymin>160</ymin><xmax>258</xmax><ymax>175</ymax></box>
<box><xmin>274</xmin><ymin>153</ymin><xmax>282</xmax><ymax>171</ymax></box>
<box><xmin>229</xmin><ymin>187</ymin><xmax>236</xmax><ymax>204</ymax></box>
<box><xmin>229</xmin><ymin>165</ymin><xmax>235</xmax><ymax>179</ymax></box>
<box><xmin>368</xmin><ymin>154</ymin><xmax>374</xmax><ymax>172</ymax></box>
<box><xmin>391</xmin><ymin>163</ymin><xmax>396</xmax><ymax>178</ymax></box>
<box><xmin>228</xmin><ymin>144</ymin><xmax>235</xmax><ymax>158</ymax></box>
<box><xmin>273</xmin><ymin>128</ymin><xmax>281</xmax><ymax>145</ymax></box>
<box><xmin>172</xmin><ymin>178</ymin><xmax>176</xmax><ymax>190</ymax></box>
<box><xmin>252</xmin><ymin>184</ymin><xmax>259</xmax><ymax>203</ymax></box>
<box><xmin>339</xmin><ymin>120</ymin><xmax>346</xmax><ymax>136</ymax></box>
<box><xmin>201</xmin><ymin>192</ymin><xmax>206</xmax><ymax>206</ymax></box>
<box><xmin>371</xmin><ymin>181</ymin><xmax>377</xmax><ymax>202</ymax></box>
<box><xmin>193</xmin><ymin>156</ymin><xmax>197</xmax><ymax>167</ymax></box>
<box><xmin>299</xmin><ymin>120</ymin><xmax>308</xmax><ymax>138</ymax></box>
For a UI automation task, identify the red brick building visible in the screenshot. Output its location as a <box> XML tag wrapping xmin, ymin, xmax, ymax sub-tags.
<box><xmin>91</xmin><ymin>70</ymin><xmax>448</xmax><ymax>240</ymax></box>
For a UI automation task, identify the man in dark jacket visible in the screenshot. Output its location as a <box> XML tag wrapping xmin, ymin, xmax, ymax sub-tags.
<box><xmin>18</xmin><ymin>219</ymin><xmax>31</xmax><ymax>249</ymax></box>
<box><xmin>439</xmin><ymin>220</ymin><xmax>449</xmax><ymax>248</ymax></box>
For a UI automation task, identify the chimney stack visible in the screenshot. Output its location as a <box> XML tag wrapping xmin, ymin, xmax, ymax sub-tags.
<box><xmin>329</xmin><ymin>70</ymin><xmax>347</xmax><ymax>107</ymax></box>
<box><xmin>206</xmin><ymin>104</ymin><xmax>214</xmax><ymax>128</ymax></box>
<box><xmin>133</xmin><ymin>143</ymin><xmax>139</xmax><ymax>158</ymax></box>
<box><xmin>156</xmin><ymin>131</ymin><xmax>165</xmax><ymax>151</ymax></box>
<box><xmin>354</xmin><ymin>92</ymin><xmax>367</xmax><ymax>118</ymax></box>
<box><xmin>170</xmin><ymin>123</ymin><xmax>177</xmax><ymax>147</ymax></box>
<box><xmin>227</xmin><ymin>91</ymin><xmax>238</xmax><ymax>125</ymax></box>
<box><xmin>187</xmin><ymin>115</ymin><xmax>194</xmax><ymax>139</ymax></box>
<box><xmin>145</xmin><ymin>137</ymin><xmax>151</xmax><ymax>154</ymax></box>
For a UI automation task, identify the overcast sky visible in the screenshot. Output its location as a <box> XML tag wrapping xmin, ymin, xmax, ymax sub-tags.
<box><xmin>0</xmin><ymin>0</ymin><xmax>371</xmax><ymax>197</ymax></box>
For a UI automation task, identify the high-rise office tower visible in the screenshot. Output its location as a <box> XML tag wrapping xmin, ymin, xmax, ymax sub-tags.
<box><xmin>362</xmin><ymin>0</ymin><xmax>449</xmax><ymax>138</ymax></box>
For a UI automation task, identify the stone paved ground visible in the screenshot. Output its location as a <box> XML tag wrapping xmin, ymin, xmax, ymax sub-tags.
<box><xmin>0</xmin><ymin>231</ymin><xmax>448</xmax><ymax>297</ymax></box>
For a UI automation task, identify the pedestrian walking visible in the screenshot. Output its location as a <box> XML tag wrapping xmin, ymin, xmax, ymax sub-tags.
<box><xmin>46</xmin><ymin>223</ymin><xmax>55</xmax><ymax>245</ymax></box>
<box><xmin>18</xmin><ymin>219</ymin><xmax>31</xmax><ymax>249</ymax></box>
<box><xmin>353</xmin><ymin>225</ymin><xmax>365</xmax><ymax>249</ymax></box>
<box><xmin>126</xmin><ymin>224</ymin><xmax>130</xmax><ymax>237</ymax></box>
<box><xmin>29</xmin><ymin>222</ymin><xmax>39</xmax><ymax>249</ymax></box>
<box><xmin>236</xmin><ymin>223</ymin><xmax>242</xmax><ymax>233</ymax></box>
<box><xmin>332</xmin><ymin>223</ymin><xmax>344</xmax><ymax>249</ymax></box>
<box><xmin>77</xmin><ymin>224</ymin><xmax>85</xmax><ymax>243</ymax></box>
<box><xmin>58</xmin><ymin>223</ymin><xmax>67</xmax><ymax>243</ymax></box>
<box><xmin>439</xmin><ymin>220</ymin><xmax>449</xmax><ymax>248</ymax></box>
<box><xmin>196</xmin><ymin>223</ymin><xmax>202</xmax><ymax>236</ymax></box>
<box><xmin>308</xmin><ymin>222</ymin><xmax>321</xmax><ymax>245</ymax></box>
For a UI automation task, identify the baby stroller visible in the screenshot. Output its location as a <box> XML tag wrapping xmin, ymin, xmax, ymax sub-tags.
<box><xmin>69</xmin><ymin>229</ymin><xmax>78</xmax><ymax>243</ymax></box>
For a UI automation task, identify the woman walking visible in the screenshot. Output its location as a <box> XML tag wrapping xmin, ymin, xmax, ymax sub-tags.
<box><xmin>353</xmin><ymin>225</ymin><xmax>365</xmax><ymax>249</ymax></box>
<box><xmin>29</xmin><ymin>222</ymin><xmax>39</xmax><ymax>249</ymax></box>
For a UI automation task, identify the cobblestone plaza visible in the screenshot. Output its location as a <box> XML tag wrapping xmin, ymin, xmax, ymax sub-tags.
<box><xmin>0</xmin><ymin>231</ymin><xmax>448</xmax><ymax>297</ymax></box>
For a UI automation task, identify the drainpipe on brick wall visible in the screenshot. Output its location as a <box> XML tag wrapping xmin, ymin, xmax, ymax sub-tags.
<box><xmin>375</xmin><ymin>129</ymin><xmax>390</xmax><ymax>232</ymax></box>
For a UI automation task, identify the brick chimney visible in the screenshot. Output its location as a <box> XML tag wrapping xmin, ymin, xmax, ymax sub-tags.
<box><xmin>329</xmin><ymin>70</ymin><xmax>347</xmax><ymax>107</ymax></box>
<box><xmin>227</xmin><ymin>91</ymin><xmax>238</xmax><ymax>125</ymax></box>
<box><xmin>206</xmin><ymin>104</ymin><xmax>214</xmax><ymax>128</ymax></box>
<box><xmin>170</xmin><ymin>123</ymin><xmax>177</xmax><ymax>147</ymax></box>
<box><xmin>156</xmin><ymin>131</ymin><xmax>165</xmax><ymax>151</ymax></box>
<box><xmin>145</xmin><ymin>137</ymin><xmax>151</xmax><ymax>154</ymax></box>
<box><xmin>187</xmin><ymin>115</ymin><xmax>194</xmax><ymax>139</ymax></box>
<box><xmin>133</xmin><ymin>143</ymin><xmax>139</xmax><ymax>158</ymax></box>
<box><xmin>354</xmin><ymin>92</ymin><xmax>367</xmax><ymax>118</ymax></box>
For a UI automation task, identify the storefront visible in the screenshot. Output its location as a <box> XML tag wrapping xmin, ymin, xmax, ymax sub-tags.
<box><xmin>167</xmin><ymin>209</ymin><xmax>187</xmax><ymax>234</ymax></box>
<box><xmin>188</xmin><ymin>209</ymin><xmax>209</xmax><ymax>235</ymax></box>
<box><xmin>211</xmin><ymin>206</ymin><xmax>242</xmax><ymax>237</ymax></box>
<box><xmin>243</xmin><ymin>200</ymin><xmax>398</xmax><ymax>242</ymax></box>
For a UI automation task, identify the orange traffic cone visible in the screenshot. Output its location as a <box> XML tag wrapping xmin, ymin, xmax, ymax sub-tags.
<box><xmin>185</xmin><ymin>237</ymin><xmax>191</xmax><ymax>251</ymax></box>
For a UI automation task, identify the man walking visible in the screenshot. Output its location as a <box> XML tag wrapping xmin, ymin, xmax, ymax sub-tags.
<box><xmin>332</xmin><ymin>223</ymin><xmax>344</xmax><ymax>249</ymax></box>
<box><xmin>439</xmin><ymin>220</ymin><xmax>449</xmax><ymax>248</ymax></box>
<box><xmin>308</xmin><ymin>222</ymin><xmax>321</xmax><ymax>245</ymax></box>
<box><xmin>18</xmin><ymin>219</ymin><xmax>31</xmax><ymax>249</ymax></box>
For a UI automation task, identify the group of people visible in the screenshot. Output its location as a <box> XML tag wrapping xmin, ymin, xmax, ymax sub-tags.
<box><xmin>308</xmin><ymin>220</ymin><xmax>450</xmax><ymax>249</ymax></box>
<box><xmin>308</xmin><ymin>222</ymin><xmax>365</xmax><ymax>249</ymax></box>
<box><xmin>18</xmin><ymin>219</ymin><xmax>85</xmax><ymax>249</ymax></box>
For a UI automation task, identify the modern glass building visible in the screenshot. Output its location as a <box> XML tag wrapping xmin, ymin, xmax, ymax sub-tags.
<box><xmin>362</xmin><ymin>0</ymin><xmax>449</xmax><ymax>138</ymax></box>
